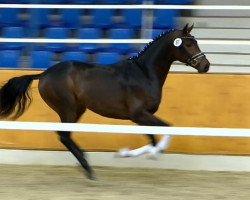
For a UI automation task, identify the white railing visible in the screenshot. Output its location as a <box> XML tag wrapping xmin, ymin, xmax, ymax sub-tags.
<box><xmin>0</xmin><ymin>121</ymin><xmax>249</xmax><ymax>137</ymax></box>
<box><xmin>0</xmin><ymin>38</ymin><xmax>250</xmax><ymax>46</ymax></box>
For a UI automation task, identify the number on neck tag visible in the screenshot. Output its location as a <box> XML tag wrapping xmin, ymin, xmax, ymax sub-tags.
<box><xmin>173</xmin><ymin>38</ymin><xmax>182</xmax><ymax>47</ymax></box>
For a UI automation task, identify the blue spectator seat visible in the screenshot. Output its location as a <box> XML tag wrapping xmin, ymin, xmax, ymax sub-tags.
<box><xmin>121</xmin><ymin>9</ymin><xmax>142</xmax><ymax>29</ymax></box>
<box><xmin>77</xmin><ymin>28</ymin><xmax>102</xmax><ymax>53</ymax></box>
<box><xmin>29</xmin><ymin>8</ymin><xmax>53</xmax><ymax>31</ymax></box>
<box><xmin>157</xmin><ymin>0</ymin><xmax>192</xmax><ymax>4</ymax></box>
<box><xmin>143</xmin><ymin>29</ymin><xmax>165</xmax><ymax>39</ymax></box>
<box><xmin>18</xmin><ymin>0</ymin><xmax>33</xmax><ymax>3</ymax></box>
<box><xmin>151</xmin><ymin>29</ymin><xmax>165</xmax><ymax>38</ymax></box>
<box><xmin>37</xmin><ymin>0</ymin><xmax>68</xmax><ymax>3</ymax></box>
<box><xmin>0</xmin><ymin>50</ymin><xmax>21</xmax><ymax>68</ymax></box>
<box><xmin>0</xmin><ymin>0</ymin><xmax>29</xmax><ymax>2</ymax></box>
<box><xmin>0</xmin><ymin>8</ymin><xmax>22</xmax><ymax>27</ymax></box>
<box><xmin>126</xmin><ymin>0</ymin><xmax>143</xmax><ymax>4</ymax></box>
<box><xmin>95</xmin><ymin>52</ymin><xmax>120</xmax><ymax>65</ymax></box>
<box><xmin>59</xmin><ymin>9</ymin><xmax>82</xmax><ymax>29</ymax></box>
<box><xmin>63</xmin><ymin>51</ymin><xmax>88</xmax><ymax>62</ymax></box>
<box><xmin>73</xmin><ymin>0</ymin><xmax>95</xmax><ymax>4</ymax></box>
<box><xmin>153</xmin><ymin>10</ymin><xmax>180</xmax><ymax>29</ymax></box>
<box><xmin>30</xmin><ymin>50</ymin><xmax>54</xmax><ymax>69</ymax></box>
<box><xmin>89</xmin><ymin>9</ymin><xmax>115</xmax><ymax>29</ymax></box>
<box><xmin>127</xmin><ymin>51</ymin><xmax>138</xmax><ymax>59</ymax></box>
<box><xmin>1</xmin><ymin>26</ymin><xmax>26</xmax><ymax>50</ymax></box>
<box><xmin>107</xmin><ymin>28</ymin><xmax>135</xmax><ymax>54</ymax></box>
<box><xmin>97</xmin><ymin>0</ymin><xmax>126</xmax><ymax>4</ymax></box>
<box><xmin>43</xmin><ymin>27</ymin><xmax>70</xmax><ymax>53</ymax></box>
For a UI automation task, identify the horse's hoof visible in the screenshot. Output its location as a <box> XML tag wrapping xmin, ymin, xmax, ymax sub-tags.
<box><xmin>86</xmin><ymin>172</ymin><xmax>96</xmax><ymax>180</ymax></box>
<box><xmin>116</xmin><ymin>148</ymin><xmax>131</xmax><ymax>158</ymax></box>
<box><xmin>146</xmin><ymin>147</ymin><xmax>160</xmax><ymax>160</ymax></box>
<box><xmin>146</xmin><ymin>153</ymin><xmax>159</xmax><ymax>160</ymax></box>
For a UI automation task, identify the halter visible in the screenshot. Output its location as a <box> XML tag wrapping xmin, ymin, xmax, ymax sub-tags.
<box><xmin>186</xmin><ymin>52</ymin><xmax>206</xmax><ymax>67</ymax></box>
<box><xmin>181</xmin><ymin>36</ymin><xmax>206</xmax><ymax>67</ymax></box>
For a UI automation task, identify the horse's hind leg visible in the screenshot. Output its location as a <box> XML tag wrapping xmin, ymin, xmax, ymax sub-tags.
<box><xmin>38</xmin><ymin>77</ymin><xmax>94</xmax><ymax>179</ymax></box>
<box><xmin>40</xmin><ymin>95</ymin><xmax>94</xmax><ymax>179</ymax></box>
<box><xmin>57</xmin><ymin>109</ymin><xmax>95</xmax><ymax>180</ymax></box>
<box><xmin>58</xmin><ymin>131</ymin><xmax>94</xmax><ymax>179</ymax></box>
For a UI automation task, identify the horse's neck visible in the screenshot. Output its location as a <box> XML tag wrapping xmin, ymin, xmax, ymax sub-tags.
<box><xmin>137</xmin><ymin>41</ymin><xmax>174</xmax><ymax>88</ymax></box>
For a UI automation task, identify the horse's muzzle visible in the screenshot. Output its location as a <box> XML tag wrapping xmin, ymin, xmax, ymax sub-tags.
<box><xmin>186</xmin><ymin>52</ymin><xmax>210</xmax><ymax>73</ymax></box>
<box><xmin>197</xmin><ymin>59</ymin><xmax>210</xmax><ymax>73</ymax></box>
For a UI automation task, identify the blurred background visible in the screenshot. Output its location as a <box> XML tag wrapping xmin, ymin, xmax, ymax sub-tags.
<box><xmin>0</xmin><ymin>0</ymin><xmax>249</xmax><ymax>73</ymax></box>
<box><xmin>0</xmin><ymin>0</ymin><xmax>192</xmax><ymax>69</ymax></box>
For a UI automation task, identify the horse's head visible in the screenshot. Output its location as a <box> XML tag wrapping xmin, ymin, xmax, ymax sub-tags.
<box><xmin>172</xmin><ymin>24</ymin><xmax>210</xmax><ymax>73</ymax></box>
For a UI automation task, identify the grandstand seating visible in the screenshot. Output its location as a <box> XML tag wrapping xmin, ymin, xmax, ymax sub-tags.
<box><xmin>143</xmin><ymin>29</ymin><xmax>165</xmax><ymax>39</ymax></box>
<box><xmin>30</xmin><ymin>50</ymin><xmax>54</xmax><ymax>69</ymax></box>
<box><xmin>29</xmin><ymin>9</ymin><xmax>53</xmax><ymax>30</ymax></box>
<box><xmin>19</xmin><ymin>0</ymin><xmax>37</xmax><ymax>3</ymax></box>
<box><xmin>0</xmin><ymin>50</ymin><xmax>21</xmax><ymax>68</ymax></box>
<box><xmin>153</xmin><ymin>10</ymin><xmax>180</xmax><ymax>29</ymax></box>
<box><xmin>42</xmin><ymin>27</ymin><xmax>70</xmax><ymax>53</ymax></box>
<box><xmin>0</xmin><ymin>0</ymin><xmax>185</xmax><ymax>69</ymax></box>
<box><xmin>59</xmin><ymin>9</ymin><xmax>82</xmax><ymax>29</ymax></box>
<box><xmin>106</xmin><ymin>28</ymin><xmax>135</xmax><ymax>54</ymax></box>
<box><xmin>39</xmin><ymin>0</ymin><xmax>67</xmax><ymax>3</ymax></box>
<box><xmin>73</xmin><ymin>0</ymin><xmax>96</xmax><ymax>4</ymax></box>
<box><xmin>0</xmin><ymin>8</ymin><xmax>23</xmax><ymax>27</ymax></box>
<box><xmin>77</xmin><ymin>27</ymin><xmax>102</xmax><ymax>53</ymax></box>
<box><xmin>97</xmin><ymin>0</ymin><xmax>126</xmax><ymax>4</ymax></box>
<box><xmin>156</xmin><ymin>0</ymin><xmax>192</xmax><ymax>5</ymax></box>
<box><xmin>1</xmin><ymin>26</ymin><xmax>26</xmax><ymax>50</ymax></box>
<box><xmin>121</xmin><ymin>9</ymin><xmax>142</xmax><ymax>29</ymax></box>
<box><xmin>29</xmin><ymin>7</ymin><xmax>83</xmax><ymax>31</ymax></box>
<box><xmin>95</xmin><ymin>52</ymin><xmax>120</xmax><ymax>65</ymax></box>
<box><xmin>126</xmin><ymin>0</ymin><xmax>143</xmax><ymax>3</ymax></box>
<box><xmin>63</xmin><ymin>51</ymin><xmax>88</xmax><ymax>62</ymax></box>
<box><xmin>89</xmin><ymin>9</ymin><xmax>115</xmax><ymax>29</ymax></box>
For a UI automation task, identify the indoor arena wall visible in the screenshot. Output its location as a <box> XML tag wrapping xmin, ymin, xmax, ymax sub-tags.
<box><xmin>1</xmin><ymin>70</ymin><xmax>250</xmax><ymax>155</ymax></box>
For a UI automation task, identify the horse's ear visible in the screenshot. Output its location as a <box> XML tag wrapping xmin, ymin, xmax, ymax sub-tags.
<box><xmin>183</xmin><ymin>23</ymin><xmax>194</xmax><ymax>34</ymax></box>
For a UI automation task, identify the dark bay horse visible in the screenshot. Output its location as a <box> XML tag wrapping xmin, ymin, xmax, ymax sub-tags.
<box><xmin>0</xmin><ymin>24</ymin><xmax>210</xmax><ymax>179</ymax></box>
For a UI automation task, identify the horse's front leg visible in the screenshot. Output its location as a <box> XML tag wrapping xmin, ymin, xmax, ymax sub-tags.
<box><xmin>118</xmin><ymin>111</ymin><xmax>171</xmax><ymax>158</ymax></box>
<box><xmin>118</xmin><ymin>135</ymin><xmax>171</xmax><ymax>158</ymax></box>
<box><xmin>147</xmin><ymin>134</ymin><xmax>171</xmax><ymax>159</ymax></box>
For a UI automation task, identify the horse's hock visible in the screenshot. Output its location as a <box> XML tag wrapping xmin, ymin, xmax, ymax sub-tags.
<box><xmin>1</xmin><ymin>70</ymin><xmax>250</xmax><ymax>155</ymax></box>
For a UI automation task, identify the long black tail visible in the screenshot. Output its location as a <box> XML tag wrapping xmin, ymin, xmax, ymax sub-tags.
<box><xmin>0</xmin><ymin>74</ymin><xmax>42</xmax><ymax>119</ymax></box>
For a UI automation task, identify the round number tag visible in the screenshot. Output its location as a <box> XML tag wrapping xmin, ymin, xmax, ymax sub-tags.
<box><xmin>173</xmin><ymin>38</ymin><xmax>182</xmax><ymax>47</ymax></box>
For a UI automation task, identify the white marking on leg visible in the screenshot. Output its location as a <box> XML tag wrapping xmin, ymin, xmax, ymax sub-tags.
<box><xmin>117</xmin><ymin>144</ymin><xmax>153</xmax><ymax>157</ymax></box>
<box><xmin>157</xmin><ymin>135</ymin><xmax>171</xmax><ymax>151</ymax></box>
<box><xmin>147</xmin><ymin>135</ymin><xmax>171</xmax><ymax>160</ymax></box>
<box><xmin>117</xmin><ymin>135</ymin><xmax>171</xmax><ymax>158</ymax></box>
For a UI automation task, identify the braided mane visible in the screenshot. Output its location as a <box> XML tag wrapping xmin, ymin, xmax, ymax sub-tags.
<box><xmin>129</xmin><ymin>29</ymin><xmax>176</xmax><ymax>60</ymax></box>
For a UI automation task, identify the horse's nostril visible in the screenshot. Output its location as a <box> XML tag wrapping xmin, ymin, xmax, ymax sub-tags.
<box><xmin>204</xmin><ymin>64</ymin><xmax>209</xmax><ymax>72</ymax></box>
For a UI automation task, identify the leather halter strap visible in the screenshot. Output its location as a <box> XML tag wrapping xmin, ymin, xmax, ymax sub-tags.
<box><xmin>181</xmin><ymin>36</ymin><xmax>206</xmax><ymax>67</ymax></box>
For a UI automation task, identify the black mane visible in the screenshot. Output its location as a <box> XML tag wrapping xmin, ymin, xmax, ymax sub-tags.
<box><xmin>129</xmin><ymin>29</ymin><xmax>176</xmax><ymax>60</ymax></box>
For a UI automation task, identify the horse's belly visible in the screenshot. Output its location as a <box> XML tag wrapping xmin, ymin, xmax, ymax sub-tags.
<box><xmin>84</xmin><ymin>91</ymin><xmax>130</xmax><ymax>119</ymax></box>
<box><xmin>87</xmin><ymin>103</ymin><xmax>130</xmax><ymax>120</ymax></box>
